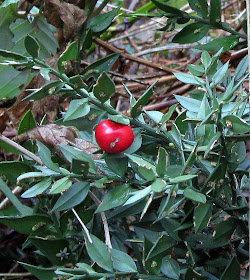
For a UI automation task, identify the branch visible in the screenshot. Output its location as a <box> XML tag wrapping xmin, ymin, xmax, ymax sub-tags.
<box><xmin>0</xmin><ymin>134</ymin><xmax>43</xmax><ymax>166</ymax></box>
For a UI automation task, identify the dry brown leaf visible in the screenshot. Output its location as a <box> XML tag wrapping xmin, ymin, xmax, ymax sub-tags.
<box><xmin>13</xmin><ymin>124</ymin><xmax>100</xmax><ymax>159</ymax></box>
<box><xmin>44</xmin><ymin>0</ymin><xmax>86</xmax><ymax>44</ymax></box>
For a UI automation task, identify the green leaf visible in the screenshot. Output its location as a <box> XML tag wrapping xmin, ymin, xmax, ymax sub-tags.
<box><xmin>20</xmin><ymin>262</ymin><xmax>55</xmax><ymax>280</ymax></box>
<box><xmin>124</xmin><ymin>186</ymin><xmax>152</xmax><ymax>206</ymax></box>
<box><xmin>104</xmin><ymin>156</ymin><xmax>128</xmax><ymax>177</ymax></box>
<box><xmin>30</xmin><ymin>237</ymin><xmax>70</xmax><ymax>266</ymax></box>
<box><xmin>151</xmin><ymin>178</ymin><xmax>167</xmax><ymax>193</ymax></box>
<box><xmin>17</xmin><ymin>109</ymin><xmax>36</xmax><ymax>134</ymax></box>
<box><xmin>152</xmin><ymin>0</ymin><xmax>184</xmax><ymax>16</ymax></box>
<box><xmin>175</xmin><ymin>95</ymin><xmax>202</xmax><ymax>112</ymax></box>
<box><xmin>86</xmin><ymin>234</ymin><xmax>113</xmax><ymax>272</ymax></box>
<box><xmin>24</xmin><ymin>80</ymin><xmax>64</xmax><ymax>101</ymax></box>
<box><xmin>196</xmin><ymin>36</ymin><xmax>239</xmax><ymax>52</ymax></box>
<box><xmin>126</xmin><ymin>154</ymin><xmax>156</xmax><ymax>181</ymax></box>
<box><xmin>131</xmin><ymin>80</ymin><xmax>158</xmax><ymax>118</ymax></box>
<box><xmin>10</xmin><ymin>16</ymin><xmax>58</xmax><ymax>59</ymax></box>
<box><xmin>111</xmin><ymin>248</ymin><xmax>137</xmax><ymax>272</ymax></box>
<box><xmin>221</xmin><ymin>115</ymin><xmax>250</xmax><ymax>134</ymax></box>
<box><xmin>209</xmin><ymin>0</ymin><xmax>221</xmax><ymax>26</ymax></box>
<box><xmin>201</xmin><ymin>50</ymin><xmax>211</xmax><ymax>69</ymax></box>
<box><xmin>234</xmin><ymin>55</ymin><xmax>248</xmax><ymax>80</ymax></box>
<box><xmin>220</xmin><ymin>256</ymin><xmax>240</xmax><ymax>280</ymax></box>
<box><xmin>172</xmin><ymin>23</ymin><xmax>209</xmax><ymax>43</ymax></box>
<box><xmin>82</xmin><ymin>52</ymin><xmax>120</xmax><ymax>79</ymax></box>
<box><xmin>17</xmin><ymin>172</ymin><xmax>50</xmax><ymax>181</ymax></box>
<box><xmin>63</xmin><ymin>98</ymin><xmax>90</xmax><ymax>121</ymax></box>
<box><xmin>71</xmin><ymin>159</ymin><xmax>90</xmax><ymax>176</ymax></box>
<box><xmin>0</xmin><ymin>214</ymin><xmax>53</xmax><ymax>235</ymax></box>
<box><xmin>147</xmin><ymin>235</ymin><xmax>176</xmax><ymax>260</ymax></box>
<box><xmin>93</xmin><ymin>71</ymin><xmax>115</xmax><ymax>103</ymax></box>
<box><xmin>204</xmin><ymin>131</ymin><xmax>221</xmax><ymax>157</ymax></box>
<box><xmin>52</xmin><ymin>181</ymin><xmax>90</xmax><ymax>212</ymax></box>
<box><xmin>57</xmin><ymin>40</ymin><xmax>79</xmax><ymax>74</ymax></box>
<box><xmin>161</xmin><ymin>257</ymin><xmax>180</xmax><ymax>279</ymax></box>
<box><xmin>187</xmin><ymin>64</ymin><xmax>205</xmax><ymax>76</ymax></box>
<box><xmin>0</xmin><ymin>49</ymin><xmax>27</xmax><ymax>60</ymax></box>
<box><xmin>96</xmin><ymin>184</ymin><xmax>131</xmax><ymax>213</ymax></box>
<box><xmin>194</xmin><ymin>202</ymin><xmax>213</xmax><ymax>233</ymax></box>
<box><xmin>21</xmin><ymin>177</ymin><xmax>53</xmax><ymax>198</ymax></box>
<box><xmin>88</xmin><ymin>7</ymin><xmax>120</xmax><ymax>34</ymax></box>
<box><xmin>169</xmin><ymin>174</ymin><xmax>197</xmax><ymax>184</ymax></box>
<box><xmin>184</xmin><ymin>187</ymin><xmax>206</xmax><ymax>203</ymax></box>
<box><xmin>37</xmin><ymin>141</ymin><xmax>60</xmax><ymax>172</ymax></box>
<box><xmin>188</xmin><ymin>0</ymin><xmax>208</xmax><ymax>18</ymax></box>
<box><xmin>24</xmin><ymin>34</ymin><xmax>40</xmax><ymax>58</ymax></box>
<box><xmin>108</xmin><ymin>114</ymin><xmax>130</xmax><ymax>125</ymax></box>
<box><xmin>156</xmin><ymin>147</ymin><xmax>167</xmax><ymax>177</ymax></box>
<box><xmin>213</xmin><ymin>217</ymin><xmax>237</xmax><ymax>244</ymax></box>
<box><xmin>159</xmin><ymin>104</ymin><xmax>178</xmax><ymax>129</ymax></box>
<box><xmin>0</xmin><ymin>177</ymin><xmax>32</xmax><ymax>216</ymax></box>
<box><xmin>59</xmin><ymin>145</ymin><xmax>96</xmax><ymax>172</ymax></box>
<box><xmin>49</xmin><ymin>176</ymin><xmax>72</xmax><ymax>194</ymax></box>
<box><xmin>0</xmin><ymin>161</ymin><xmax>30</xmax><ymax>183</ymax></box>
<box><xmin>174</xmin><ymin>73</ymin><xmax>205</xmax><ymax>86</ymax></box>
<box><xmin>211</xmin><ymin>61</ymin><xmax>229</xmax><ymax>87</ymax></box>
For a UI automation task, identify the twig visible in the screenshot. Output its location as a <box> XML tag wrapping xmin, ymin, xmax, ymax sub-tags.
<box><xmin>88</xmin><ymin>190</ymin><xmax>112</xmax><ymax>249</ymax></box>
<box><xmin>0</xmin><ymin>134</ymin><xmax>43</xmax><ymax>166</ymax></box>
<box><xmin>0</xmin><ymin>186</ymin><xmax>22</xmax><ymax>210</ymax></box>
<box><xmin>72</xmin><ymin>208</ymin><xmax>93</xmax><ymax>244</ymax></box>
<box><xmin>95</xmin><ymin>38</ymin><xmax>178</xmax><ymax>74</ymax></box>
<box><xmin>134</xmin><ymin>43</ymin><xmax>199</xmax><ymax>57</ymax></box>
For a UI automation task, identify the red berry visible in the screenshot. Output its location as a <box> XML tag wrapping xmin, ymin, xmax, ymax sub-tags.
<box><xmin>95</xmin><ymin>120</ymin><xmax>134</xmax><ymax>154</ymax></box>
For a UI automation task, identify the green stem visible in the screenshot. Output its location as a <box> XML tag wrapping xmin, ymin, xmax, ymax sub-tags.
<box><xmin>33</xmin><ymin>59</ymin><xmax>171</xmax><ymax>144</ymax></box>
<box><xmin>183</xmin><ymin>13</ymin><xmax>247</xmax><ymax>40</ymax></box>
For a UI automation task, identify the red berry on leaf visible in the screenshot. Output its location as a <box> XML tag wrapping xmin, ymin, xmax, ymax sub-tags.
<box><xmin>95</xmin><ymin>120</ymin><xmax>134</xmax><ymax>154</ymax></box>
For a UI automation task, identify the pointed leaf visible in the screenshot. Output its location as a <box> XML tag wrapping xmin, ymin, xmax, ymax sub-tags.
<box><xmin>220</xmin><ymin>256</ymin><xmax>240</xmax><ymax>280</ymax></box>
<box><xmin>86</xmin><ymin>234</ymin><xmax>113</xmax><ymax>272</ymax></box>
<box><xmin>124</xmin><ymin>186</ymin><xmax>152</xmax><ymax>206</ymax></box>
<box><xmin>188</xmin><ymin>0</ymin><xmax>208</xmax><ymax>18</ymax></box>
<box><xmin>184</xmin><ymin>187</ymin><xmax>206</xmax><ymax>203</ymax></box>
<box><xmin>63</xmin><ymin>98</ymin><xmax>90</xmax><ymax>121</ymax></box>
<box><xmin>22</xmin><ymin>177</ymin><xmax>53</xmax><ymax>198</ymax></box>
<box><xmin>156</xmin><ymin>147</ymin><xmax>167</xmax><ymax>177</ymax></box>
<box><xmin>194</xmin><ymin>202</ymin><xmax>213</xmax><ymax>233</ymax></box>
<box><xmin>196</xmin><ymin>36</ymin><xmax>239</xmax><ymax>52</ymax></box>
<box><xmin>52</xmin><ymin>181</ymin><xmax>90</xmax><ymax>211</ymax></box>
<box><xmin>20</xmin><ymin>262</ymin><xmax>55</xmax><ymax>280</ymax></box>
<box><xmin>37</xmin><ymin>141</ymin><xmax>60</xmax><ymax>172</ymax></box>
<box><xmin>174</xmin><ymin>73</ymin><xmax>205</xmax><ymax>86</ymax></box>
<box><xmin>18</xmin><ymin>109</ymin><xmax>36</xmax><ymax>134</ymax></box>
<box><xmin>24</xmin><ymin>34</ymin><xmax>40</xmax><ymax>58</ymax></box>
<box><xmin>172</xmin><ymin>23</ymin><xmax>209</xmax><ymax>43</ymax></box>
<box><xmin>111</xmin><ymin>248</ymin><xmax>137</xmax><ymax>272</ymax></box>
<box><xmin>57</xmin><ymin>40</ymin><xmax>79</xmax><ymax>74</ymax></box>
<box><xmin>96</xmin><ymin>184</ymin><xmax>132</xmax><ymax>213</ymax></box>
<box><xmin>93</xmin><ymin>71</ymin><xmax>115</xmax><ymax>103</ymax></box>
<box><xmin>131</xmin><ymin>80</ymin><xmax>158</xmax><ymax>118</ymax></box>
<box><xmin>221</xmin><ymin>115</ymin><xmax>250</xmax><ymax>134</ymax></box>
<box><xmin>49</xmin><ymin>177</ymin><xmax>72</xmax><ymax>194</ymax></box>
<box><xmin>209</xmin><ymin>0</ymin><xmax>221</xmax><ymax>26</ymax></box>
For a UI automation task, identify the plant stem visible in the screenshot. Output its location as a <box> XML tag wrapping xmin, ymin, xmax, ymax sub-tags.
<box><xmin>33</xmin><ymin>59</ymin><xmax>171</xmax><ymax>144</ymax></box>
<box><xmin>0</xmin><ymin>134</ymin><xmax>44</xmax><ymax>165</ymax></box>
<box><xmin>183</xmin><ymin>13</ymin><xmax>247</xmax><ymax>40</ymax></box>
